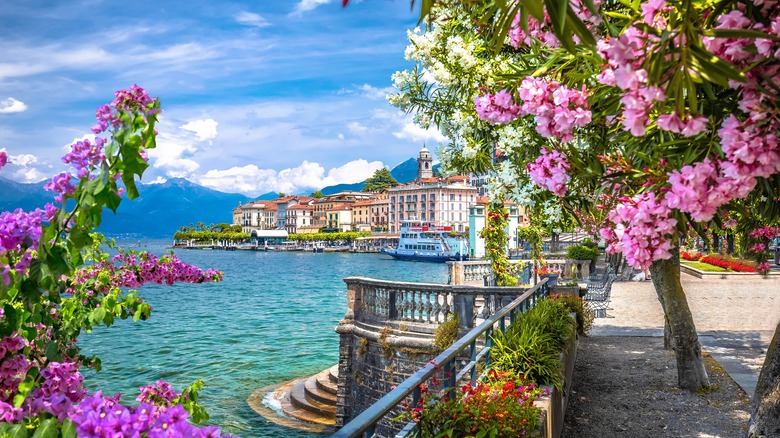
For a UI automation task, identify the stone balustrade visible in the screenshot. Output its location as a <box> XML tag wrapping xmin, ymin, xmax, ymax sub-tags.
<box><xmin>448</xmin><ymin>259</ymin><xmax>594</xmax><ymax>285</ymax></box>
<box><xmin>336</xmin><ymin>277</ymin><xmax>535</xmax><ymax>433</ymax></box>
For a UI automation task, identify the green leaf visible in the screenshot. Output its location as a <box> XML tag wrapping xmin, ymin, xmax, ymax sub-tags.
<box><xmin>703</xmin><ymin>29</ymin><xmax>776</xmax><ymax>40</ymax></box>
<box><xmin>32</xmin><ymin>419</ymin><xmax>59</xmax><ymax>438</ymax></box>
<box><xmin>6</xmin><ymin>424</ymin><xmax>28</xmax><ymax>438</ymax></box>
<box><xmin>60</xmin><ymin>420</ymin><xmax>77</xmax><ymax>438</ymax></box>
<box><xmin>689</xmin><ymin>45</ymin><xmax>745</xmax><ymax>85</ymax></box>
<box><xmin>89</xmin><ymin>307</ymin><xmax>107</xmax><ymax>325</ymax></box>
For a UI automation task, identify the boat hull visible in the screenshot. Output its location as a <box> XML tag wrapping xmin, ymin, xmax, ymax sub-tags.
<box><xmin>380</xmin><ymin>248</ymin><xmax>468</xmax><ymax>263</ymax></box>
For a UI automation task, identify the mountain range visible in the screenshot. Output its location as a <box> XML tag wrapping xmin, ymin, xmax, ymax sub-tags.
<box><xmin>0</xmin><ymin>158</ymin><xmax>426</xmax><ymax>238</ymax></box>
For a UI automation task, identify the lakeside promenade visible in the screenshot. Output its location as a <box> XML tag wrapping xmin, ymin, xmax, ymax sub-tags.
<box><xmin>591</xmin><ymin>273</ymin><xmax>780</xmax><ymax>396</ymax></box>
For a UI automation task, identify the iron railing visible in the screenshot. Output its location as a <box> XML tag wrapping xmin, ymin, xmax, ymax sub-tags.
<box><xmin>331</xmin><ymin>278</ymin><xmax>550</xmax><ymax>438</ymax></box>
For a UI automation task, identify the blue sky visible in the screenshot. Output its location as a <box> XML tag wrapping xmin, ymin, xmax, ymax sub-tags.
<box><xmin>0</xmin><ymin>0</ymin><xmax>444</xmax><ymax>196</ymax></box>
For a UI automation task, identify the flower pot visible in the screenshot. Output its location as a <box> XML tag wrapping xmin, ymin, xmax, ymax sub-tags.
<box><xmin>540</xmin><ymin>274</ymin><xmax>559</xmax><ymax>287</ymax></box>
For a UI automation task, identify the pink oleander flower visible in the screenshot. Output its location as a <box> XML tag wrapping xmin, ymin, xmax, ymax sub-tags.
<box><xmin>657</xmin><ymin>112</ymin><xmax>709</xmax><ymax>137</ymax></box>
<box><xmin>474</xmin><ymin>89</ymin><xmax>523</xmax><ymax>124</ymax></box>
<box><xmin>758</xmin><ymin>262</ymin><xmax>771</xmax><ymax>273</ymax></box>
<box><xmin>749</xmin><ymin>243</ymin><xmax>767</xmax><ymax>253</ymax></box>
<box><xmin>0</xmin><ymin>151</ymin><xmax>7</xmax><ymax>171</ymax></box>
<box><xmin>517</xmin><ymin>77</ymin><xmax>591</xmax><ymax>142</ymax></box>
<box><xmin>600</xmin><ymin>192</ymin><xmax>677</xmax><ymax>270</ymax></box>
<box><xmin>527</xmin><ymin>148</ymin><xmax>571</xmax><ymax>196</ymax></box>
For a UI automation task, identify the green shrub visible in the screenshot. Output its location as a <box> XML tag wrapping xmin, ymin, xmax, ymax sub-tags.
<box><xmin>566</xmin><ymin>243</ymin><xmax>599</xmax><ymax>261</ymax></box>
<box><xmin>490</xmin><ymin>298</ymin><xmax>575</xmax><ymax>390</ymax></box>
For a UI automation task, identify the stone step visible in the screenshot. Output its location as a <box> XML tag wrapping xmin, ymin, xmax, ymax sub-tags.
<box><xmin>328</xmin><ymin>364</ymin><xmax>339</xmax><ymax>384</ymax></box>
<box><xmin>276</xmin><ymin>381</ymin><xmax>336</xmax><ymax>426</ymax></box>
<box><xmin>290</xmin><ymin>379</ymin><xmax>336</xmax><ymax>418</ymax></box>
<box><xmin>305</xmin><ymin>374</ymin><xmax>337</xmax><ymax>405</ymax></box>
<box><xmin>316</xmin><ymin>368</ymin><xmax>338</xmax><ymax>396</ymax></box>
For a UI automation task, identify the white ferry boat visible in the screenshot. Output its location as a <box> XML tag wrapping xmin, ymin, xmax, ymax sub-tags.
<box><xmin>381</xmin><ymin>220</ymin><xmax>469</xmax><ymax>262</ymax></box>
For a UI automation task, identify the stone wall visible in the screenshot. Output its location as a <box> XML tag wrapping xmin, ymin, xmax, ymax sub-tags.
<box><xmin>336</xmin><ymin>319</ymin><xmax>437</xmax><ymax>436</ymax></box>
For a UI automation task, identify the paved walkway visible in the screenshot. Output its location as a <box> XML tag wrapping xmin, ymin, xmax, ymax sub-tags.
<box><xmin>590</xmin><ymin>273</ymin><xmax>780</xmax><ymax>396</ymax></box>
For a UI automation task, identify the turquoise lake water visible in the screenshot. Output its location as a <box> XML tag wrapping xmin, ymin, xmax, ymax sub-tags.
<box><xmin>78</xmin><ymin>241</ymin><xmax>449</xmax><ymax>438</ymax></box>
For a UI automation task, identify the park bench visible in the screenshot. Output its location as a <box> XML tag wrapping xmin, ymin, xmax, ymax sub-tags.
<box><xmin>584</xmin><ymin>273</ymin><xmax>617</xmax><ymax>318</ymax></box>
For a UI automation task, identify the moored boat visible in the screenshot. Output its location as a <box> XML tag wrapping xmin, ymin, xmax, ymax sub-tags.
<box><xmin>380</xmin><ymin>220</ymin><xmax>469</xmax><ymax>262</ymax></box>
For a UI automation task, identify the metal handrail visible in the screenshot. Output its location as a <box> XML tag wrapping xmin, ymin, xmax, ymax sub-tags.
<box><xmin>331</xmin><ymin>278</ymin><xmax>550</xmax><ymax>438</ymax></box>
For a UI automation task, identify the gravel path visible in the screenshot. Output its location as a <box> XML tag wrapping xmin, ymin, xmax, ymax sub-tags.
<box><xmin>562</xmin><ymin>336</ymin><xmax>752</xmax><ymax>438</ymax></box>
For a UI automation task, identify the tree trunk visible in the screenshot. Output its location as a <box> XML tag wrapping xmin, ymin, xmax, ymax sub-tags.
<box><xmin>727</xmin><ymin>234</ymin><xmax>735</xmax><ymax>255</ymax></box>
<box><xmin>747</xmin><ymin>321</ymin><xmax>780</xmax><ymax>437</ymax></box>
<box><xmin>649</xmin><ymin>247</ymin><xmax>710</xmax><ymax>391</ymax></box>
<box><xmin>713</xmin><ymin>233</ymin><xmax>720</xmax><ymax>253</ymax></box>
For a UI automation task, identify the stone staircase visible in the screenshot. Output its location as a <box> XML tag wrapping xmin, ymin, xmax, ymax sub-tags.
<box><xmin>278</xmin><ymin>364</ymin><xmax>339</xmax><ymax>425</ymax></box>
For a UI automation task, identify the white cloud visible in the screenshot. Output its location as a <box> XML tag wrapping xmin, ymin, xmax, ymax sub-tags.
<box><xmin>3</xmin><ymin>152</ymin><xmax>48</xmax><ymax>183</ymax></box>
<box><xmin>393</xmin><ymin>120</ymin><xmax>447</xmax><ymax>143</ymax></box>
<box><xmin>147</xmin><ymin>127</ymin><xmax>201</xmax><ymax>177</ymax></box>
<box><xmin>9</xmin><ymin>153</ymin><xmax>37</xmax><ymax>166</ymax></box>
<box><xmin>292</xmin><ymin>0</ymin><xmax>332</xmax><ymax>15</ymax></box>
<box><xmin>346</xmin><ymin>121</ymin><xmax>368</xmax><ymax>134</ymax></box>
<box><xmin>181</xmin><ymin>119</ymin><xmax>218</xmax><ymax>141</ymax></box>
<box><xmin>235</xmin><ymin>11</ymin><xmax>271</xmax><ymax>27</ymax></box>
<box><xmin>195</xmin><ymin>159</ymin><xmax>384</xmax><ymax>196</ymax></box>
<box><xmin>358</xmin><ymin>84</ymin><xmax>394</xmax><ymax>100</ymax></box>
<box><xmin>0</xmin><ymin>97</ymin><xmax>27</xmax><ymax>113</ymax></box>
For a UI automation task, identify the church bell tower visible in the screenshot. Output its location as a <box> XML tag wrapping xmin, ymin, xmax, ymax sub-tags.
<box><xmin>417</xmin><ymin>145</ymin><xmax>433</xmax><ymax>181</ymax></box>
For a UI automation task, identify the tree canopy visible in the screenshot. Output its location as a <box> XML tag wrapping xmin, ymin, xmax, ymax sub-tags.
<box><xmin>362</xmin><ymin>167</ymin><xmax>399</xmax><ymax>192</ymax></box>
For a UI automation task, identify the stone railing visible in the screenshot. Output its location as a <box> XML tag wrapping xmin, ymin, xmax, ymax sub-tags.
<box><xmin>336</xmin><ymin>277</ymin><xmax>539</xmax><ymax>433</ymax></box>
<box><xmin>343</xmin><ymin>277</ymin><xmax>532</xmax><ymax>327</ymax></box>
<box><xmin>449</xmin><ymin>259</ymin><xmax>593</xmax><ymax>285</ymax></box>
<box><xmin>334</xmin><ymin>278</ymin><xmax>551</xmax><ymax>437</ymax></box>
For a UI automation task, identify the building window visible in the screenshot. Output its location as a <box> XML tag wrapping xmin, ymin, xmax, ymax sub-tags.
<box><xmin>430</xmin><ymin>213</ymin><xmax>435</xmax><ymax>220</ymax></box>
<box><xmin>459</xmin><ymin>194</ymin><xmax>462</xmax><ymax>201</ymax></box>
<box><xmin>430</xmin><ymin>194</ymin><xmax>435</xmax><ymax>201</ymax></box>
<box><xmin>421</xmin><ymin>213</ymin><xmax>426</xmax><ymax>220</ymax></box>
<box><xmin>450</xmin><ymin>194</ymin><xmax>455</xmax><ymax>201</ymax></box>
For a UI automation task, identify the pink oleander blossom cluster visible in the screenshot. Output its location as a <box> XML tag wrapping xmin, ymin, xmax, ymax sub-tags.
<box><xmin>663</xmin><ymin>158</ymin><xmax>752</xmax><ymax>222</ymax></box>
<box><xmin>526</xmin><ymin>148</ymin><xmax>571</xmax><ymax>196</ymax></box>
<box><xmin>508</xmin><ymin>10</ymin><xmax>560</xmax><ymax>48</ymax></box>
<box><xmin>759</xmin><ymin>262</ymin><xmax>772</xmax><ymax>273</ymax></box>
<box><xmin>750</xmin><ymin>243</ymin><xmax>767</xmax><ymax>253</ymax></box>
<box><xmin>518</xmin><ymin>77</ymin><xmax>591</xmax><ymax>142</ymax></box>
<box><xmin>719</xmin><ymin>115</ymin><xmax>780</xmax><ymax>181</ymax></box>
<box><xmin>0</xmin><ymin>151</ymin><xmax>7</xmax><ymax>170</ymax></box>
<box><xmin>596</xmin><ymin>28</ymin><xmax>673</xmax><ymax>136</ymax></box>
<box><xmin>656</xmin><ymin>112</ymin><xmax>708</xmax><ymax>137</ymax></box>
<box><xmin>750</xmin><ymin>226</ymin><xmax>780</xmax><ymax>240</ymax></box>
<box><xmin>474</xmin><ymin>78</ymin><xmax>591</xmax><ymax>141</ymax></box>
<box><xmin>69</xmin><ymin>392</ymin><xmax>232</xmax><ymax>438</ymax></box>
<box><xmin>600</xmin><ymin>192</ymin><xmax>677</xmax><ymax>270</ymax></box>
<box><xmin>474</xmin><ymin>89</ymin><xmax>523</xmax><ymax>124</ymax></box>
<box><xmin>62</xmin><ymin>137</ymin><xmax>107</xmax><ymax>179</ymax></box>
<box><xmin>641</xmin><ymin>0</ymin><xmax>669</xmax><ymax>28</ymax></box>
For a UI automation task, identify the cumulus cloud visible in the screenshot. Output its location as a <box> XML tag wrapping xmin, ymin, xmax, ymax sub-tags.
<box><xmin>393</xmin><ymin>120</ymin><xmax>447</xmax><ymax>143</ymax></box>
<box><xmin>235</xmin><ymin>11</ymin><xmax>271</xmax><ymax>27</ymax></box>
<box><xmin>292</xmin><ymin>0</ymin><xmax>332</xmax><ymax>15</ymax></box>
<box><xmin>147</xmin><ymin>131</ymin><xmax>201</xmax><ymax>177</ymax></box>
<box><xmin>2</xmin><ymin>152</ymin><xmax>48</xmax><ymax>182</ymax></box>
<box><xmin>181</xmin><ymin>119</ymin><xmax>218</xmax><ymax>141</ymax></box>
<box><xmin>0</xmin><ymin>97</ymin><xmax>27</xmax><ymax>113</ymax></box>
<box><xmin>358</xmin><ymin>84</ymin><xmax>394</xmax><ymax>100</ymax></box>
<box><xmin>195</xmin><ymin>159</ymin><xmax>384</xmax><ymax>196</ymax></box>
<box><xmin>346</xmin><ymin>121</ymin><xmax>368</xmax><ymax>134</ymax></box>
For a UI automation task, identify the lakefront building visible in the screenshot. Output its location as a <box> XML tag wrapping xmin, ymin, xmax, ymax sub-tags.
<box><xmin>233</xmin><ymin>201</ymin><xmax>278</xmax><ymax>233</ymax></box>
<box><xmin>387</xmin><ymin>146</ymin><xmax>477</xmax><ymax>234</ymax></box>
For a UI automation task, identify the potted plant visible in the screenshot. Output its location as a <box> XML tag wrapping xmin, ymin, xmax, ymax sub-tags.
<box><xmin>536</xmin><ymin>265</ymin><xmax>561</xmax><ymax>286</ymax></box>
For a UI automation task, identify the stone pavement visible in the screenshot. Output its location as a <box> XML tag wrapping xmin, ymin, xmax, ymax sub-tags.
<box><xmin>590</xmin><ymin>273</ymin><xmax>780</xmax><ymax>396</ymax></box>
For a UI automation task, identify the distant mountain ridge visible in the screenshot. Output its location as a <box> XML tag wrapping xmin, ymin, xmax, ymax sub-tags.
<box><xmin>0</xmin><ymin>157</ymin><xmax>429</xmax><ymax>238</ymax></box>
